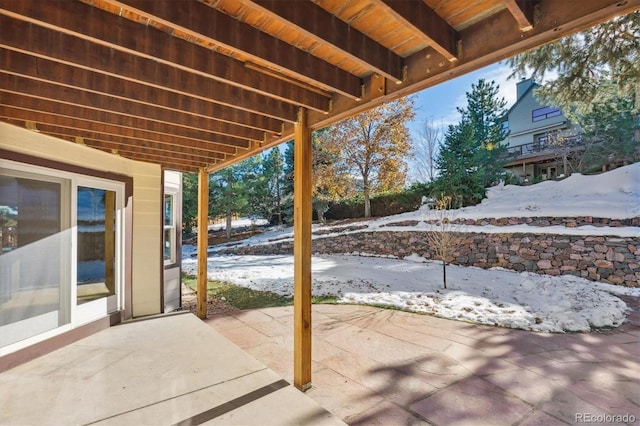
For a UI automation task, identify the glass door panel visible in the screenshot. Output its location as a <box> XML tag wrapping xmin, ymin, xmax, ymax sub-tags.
<box><xmin>76</xmin><ymin>187</ymin><xmax>116</xmax><ymax>305</ymax></box>
<box><xmin>0</xmin><ymin>172</ymin><xmax>71</xmax><ymax>349</ymax></box>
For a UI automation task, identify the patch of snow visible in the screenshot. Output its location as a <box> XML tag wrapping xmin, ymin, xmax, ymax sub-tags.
<box><xmin>182</xmin><ymin>164</ymin><xmax>640</xmax><ymax>333</ymax></box>
<box><xmin>182</xmin><ymin>253</ymin><xmax>638</xmax><ymax>333</ymax></box>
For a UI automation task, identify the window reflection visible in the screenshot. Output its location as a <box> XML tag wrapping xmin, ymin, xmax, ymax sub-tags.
<box><xmin>77</xmin><ymin>187</ymin><xmax>116</xmax><ymax>304</ymax></box>
<box><xmin>0</xmin><ymin>174</ymin><xmax>70</xmax><ymax>344</ymax></box>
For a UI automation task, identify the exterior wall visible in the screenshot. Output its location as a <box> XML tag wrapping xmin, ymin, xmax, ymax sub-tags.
<box><xmin>0</xmin><ymin>122</ymin><xmax>162</xmax><ymax>317</ymax></box>
<box><xmin>505</xmin><ymin>91</ymin><xmax>569</xmax><ymax>148</ymax></box>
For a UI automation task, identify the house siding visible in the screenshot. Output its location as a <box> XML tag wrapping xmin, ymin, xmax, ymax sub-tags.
<box><xmin>0</xmin><ymin>122</ymin><xmax>162</xmax><ymax>318</ymax></box>
<box><xmin>505</xmin><ymin>89</ymin><xmax>568</xmax><ymax>148</ymax></box>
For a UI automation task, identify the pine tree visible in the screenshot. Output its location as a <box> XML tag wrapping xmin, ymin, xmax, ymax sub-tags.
<box><xmin>458</xmin><ymin>79</ymin><xmax>509</xmax><ymax>187</ymax></box>
<box><xmin>433</xmin><ymin>121</ymin><xmax>485</xmax><ymax>207</ymax></box>
<box><xmin>432</xmin><ymin>79</ymin><xmax>509</xmax><ymax>206</ymax></box>
<box><xmin>262</xmin><ymin>148</ymin><xmax>285</xmax><ymax>225</ymax></box>
<box><xmin>181</xmin><ymin>172</ymin><xmax>199</xmax><ymax>235</ymax></box>
<box><xmin>508</xmin><ymin>11</ymin><xmax>639</xmax><ymax>115</ymax></box>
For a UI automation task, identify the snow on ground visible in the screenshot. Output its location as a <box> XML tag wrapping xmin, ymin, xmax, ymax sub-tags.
<box><xmin>208</xmin><ymin>163</ymin><xmax>640</xmax><ymax>252</ymax></box>
<box><xmin>182</xmin><ymin>253</ymin><xmax>639</xmax><ymax>333</ymax></box>
<box><xmin>183</xmin><ymin>164</ymin><xmax>640</xmax><ymax>333</ymax></box>
<box><xmin>205</xmin><ymin>217</ymin><xmax>268</xmax><ymax>231</ymax></box>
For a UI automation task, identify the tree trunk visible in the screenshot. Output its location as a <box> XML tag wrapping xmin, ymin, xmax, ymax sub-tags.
<box><xmin>316</xmin><ymin>206</ymin><xmax>325</xmax><ymax>224</ymax></box>
<box><xmin>276</xmin><ymin>177</ymin><xmax>283</xmax><ymax>225</ymax></box>
<box><xmin>442</xmin><ymin>259</ymin><xmax>447</xmax><ymax>289</ymax></box>
<box><xmin>225</xmin><ymin>208</ymin><xmax>232</xmax><ymax>240</ymax></box>
<box><xmin>363</xmin><ymin>177</ymin><xmax>371</xmax><ymax>218</ymax></box>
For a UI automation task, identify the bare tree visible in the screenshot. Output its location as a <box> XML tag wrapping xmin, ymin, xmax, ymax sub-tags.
<box><xmin>412</xmin><ymin>117</ymin><xmax>442</xmax><ymax>183</ymax></box>
<box><xmin>426</xmin><ymin>195</ymin><xmax>458</xmax><ymax>289</ymax></box>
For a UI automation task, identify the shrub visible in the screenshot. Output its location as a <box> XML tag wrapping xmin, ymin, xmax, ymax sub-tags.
<box><xmin>325</xmin><ymin>184</ymin><xmax>429</xmax><ymax>220</ymax></box>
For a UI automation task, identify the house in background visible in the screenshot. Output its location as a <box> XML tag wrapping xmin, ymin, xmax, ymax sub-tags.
<box><xmin>501</xmin><ymin>78</ymin><xmax>583</xmax><ymax>183</ymax></box>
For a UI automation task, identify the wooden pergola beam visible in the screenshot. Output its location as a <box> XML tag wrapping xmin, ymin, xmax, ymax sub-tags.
<box><xmin>35</xmin><ymin>130</ymin><xmax>226</xmax><ymax>165</ymax></box>
<box><xmin>373</xmin><ymin>0</ymin><xmax>458</xmax><ymax>61</ymax></box>
<box><xmin>0</xmin><ymin>70</ymin><xmax>283</xmax><ymax>136</ymax></box>
<box><xmin>249</xmin><ymin>0</ymin><xmax>404</xmax><ymax>83</ymax></box>
<box><xmin>0</xmin><ymin>0</ymin><xmax>331</xmax><ymax>113</ymax></box>
<box><xmin>103</xmin><ymin>0</ymin><xmax>362</xmax><ymax>99</ymax></box>
<box><xmin>0</xmin><ymin>106</ymin><xmax>244</xmax><ymax>154</ymax></box>
<box><xmin>0</xmin><ymin>17</ymin><xmax>301</xmax><ymax>122</ymax></box>
<box><xmin>504</xmin><ymin>0</ymin><xmax>535</xmax><ymax>32</ymax></box>
<box><xmin>197</xmin><ymin>168</ymin><xmax>210</xmax><ymax>319</ymax></box>
<box><xmin>90</xmin><ymin>148</ymin><xmax>211</xmax><ymax>172</ymax></box>
<box><xmin>293</xmin><ymin>107</ymin><xmax>312</xmax><ymax>391</ymax></box>
<box><xmin>0</xmin><ymin>95</ymin><xmax>259</xmax><ymax>148</ymax></box>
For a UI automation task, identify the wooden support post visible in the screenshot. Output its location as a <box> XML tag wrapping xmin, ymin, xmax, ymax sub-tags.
<box><xmin>293</xmin><ymin>107</ymin><xmax>312</xmax><ymax>391</ymax></box>
<box><xmin>197</xmin><ymin>168</ymin><xmax>209</xmax><ymax>320</ymax></box>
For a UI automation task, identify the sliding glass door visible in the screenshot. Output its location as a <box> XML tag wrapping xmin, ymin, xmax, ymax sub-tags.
<box><xmin>1</xmin><ymin>162</ymin><xmax>125</xmax><ymax>353</ymax></box>
<box><xmin>74</xmin><ymin>179</ymin><xmax>123</xmax><ymax>324</ymax></box>
<box><xmin>0</xmin><ymin>170</ymin><xmax>71</xmax><ymax>348</ymax></box>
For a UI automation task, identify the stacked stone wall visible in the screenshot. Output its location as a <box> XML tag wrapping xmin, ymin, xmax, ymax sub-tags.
<box><xmin>218</xmin><ymin>231</ymin><xmax>640</xmax><ymax>287</ymax></box>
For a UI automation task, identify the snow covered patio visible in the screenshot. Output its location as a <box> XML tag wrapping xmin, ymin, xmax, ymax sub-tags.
<box><xmin>207</xmin><ymin>301</ymin><xmax>640</xmax><ymax>425</ymax></box>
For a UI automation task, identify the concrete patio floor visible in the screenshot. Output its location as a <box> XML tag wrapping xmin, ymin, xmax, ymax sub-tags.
<box><xmin>205</xmin><ymin>297</ymin><xmax>640</xmax><ymax>425</ymax></box>
<box><xmin>0</xmin><ymin>312</ymin><xmax>345</xmax><ymax>426</ymax></box>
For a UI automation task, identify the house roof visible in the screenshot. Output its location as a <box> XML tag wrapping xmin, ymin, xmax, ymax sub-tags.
<box><xmin>505</xmin><ymin>80</ymin><xmax>540</xmax><ymax>118</ymax></box>
<box><xmin>1</xmin><ymin>0</ymin><xmax>638</xmax><ymax>173</ymax></box>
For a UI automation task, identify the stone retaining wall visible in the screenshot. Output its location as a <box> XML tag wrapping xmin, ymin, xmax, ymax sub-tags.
<box><xmin>387</xmin><ymin>216</ymin><xmax>640</xmax><ymax>228</ymax></box>
<box><xmin>218</xmin><ymin>231</ymin><xmax>640</xmax><ymax>287</ymax></box>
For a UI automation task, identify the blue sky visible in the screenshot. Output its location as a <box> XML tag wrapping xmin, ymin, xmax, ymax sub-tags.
<box><xmin>407</xmin><ymin>61</ymin><xmax>520</xmax><ymax>136</ymax></box>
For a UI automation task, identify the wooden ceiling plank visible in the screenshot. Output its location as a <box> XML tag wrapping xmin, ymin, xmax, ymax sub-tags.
<box><xmin>82</xmin><ymin>140</ymin><xmax>221</xmax><ymax>164</ymax></box>
<box><xmin>249</xmin><ymin>0</ymin><xmax>404</xmax><ymax>83</ymax></box>
<box><xmin>0</xmin><ymin>50</ymin><xmax>284</xmax><ymax>134</ymax></box>
<box><xmin>3</xmin><ymin>120</ymin><xmax>213</xmax><ymax>171</ymax></box>
<box><xmin>102</xmin><ymin>0</ymin><xmax>362</xmax><ymax>99</ymax></box>
<box><xmin>40</xmin><ymin>128</ymin><xmax>226</xmax><ymax>163</ymax></box>
<box><xmin>503</xmin><ymin>0</ymin><xmax>535</xmax><ymax>31</ymax></box>
<box><xmin>0</xmin><ymin>16</ymin><xmax>299</xmax><ymax>122</ymax></box>
<box><xmin>372</xmin><ymin>0</ymin><xmax>458</xmax><ymax>61</ymax></box>
<box><xmin>1</xmin><ymin>92</ymin><xmax>259</xmax><ymax>148</ymax></box>
<box><xmin>0</xmin><ymin>106</ymin><xmax>241</xmax><ymax>155</ymax></box>
<box><xmin>0</xmin><ymin>77</ymin><xmax>266</xmax><ymax>141</ymax></box>
<box><xmin>0</xmin><ymin>0</ymin><xmax>330</xmax><ymax>113</ymax></box>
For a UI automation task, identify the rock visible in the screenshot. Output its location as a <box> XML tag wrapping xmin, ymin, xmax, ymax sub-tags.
<box><xmin>537</xmin><ymin>259</ymin><xmax>553</xmax><ymax>269</ymax></box>
<box><xmin>594</xmin><ymin>259</ymin><xmax>614</xmax><ymax>268</ymax></box>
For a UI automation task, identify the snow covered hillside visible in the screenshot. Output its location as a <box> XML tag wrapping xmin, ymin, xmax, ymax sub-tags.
<box><xmin>183</xmin><ymin>164</ymin><xmax>640</xmax><ymax>333</ymax></box>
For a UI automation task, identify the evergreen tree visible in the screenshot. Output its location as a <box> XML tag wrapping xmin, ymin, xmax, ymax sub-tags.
<box><xmin>433</xmin><ymin>121</ymin><xmax>485</xmax><ymax>207</ymax></box>
<box><xmin>209</xmin><ymin>157</ymin><xmax>270</xmax><ymax>239</ymax></box>
<box><xmin>262</xmin><ymin>148</ymin><xmax>285</xmax><ymax>225</ymax></box>
<box><xmin>458</xmin><ymin>79</ymin><xmax>509</xmax><ymax>187</ymax></box>
<box><xmin>181</xmin><ymin>172</ymin><xmax>199</xmax><ymax>235</ymax></box>
<box><xmin>432</xmin><ymin>79</ymin><xmax>509</xmax><ymax>206</ymax></box>
<box><xmin>508</xmin><ymin>11</ymin><xmax>639</xmax><ymax>116</ymax></box>
<box><xmin>282</xmin><ymin>140</ymin><xmax>295</xmax><ymax>223</ymax></box>
<box><xmin>578</xmin><ymin>83</ymin><xmax>639</xmax><ymax>169</ymax></box>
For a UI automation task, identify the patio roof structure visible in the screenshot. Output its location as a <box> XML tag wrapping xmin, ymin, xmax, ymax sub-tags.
<box><xmin>1</xmin><ymin>0</ymin><xmax>638</xmax><ymax>391</ymax></box>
